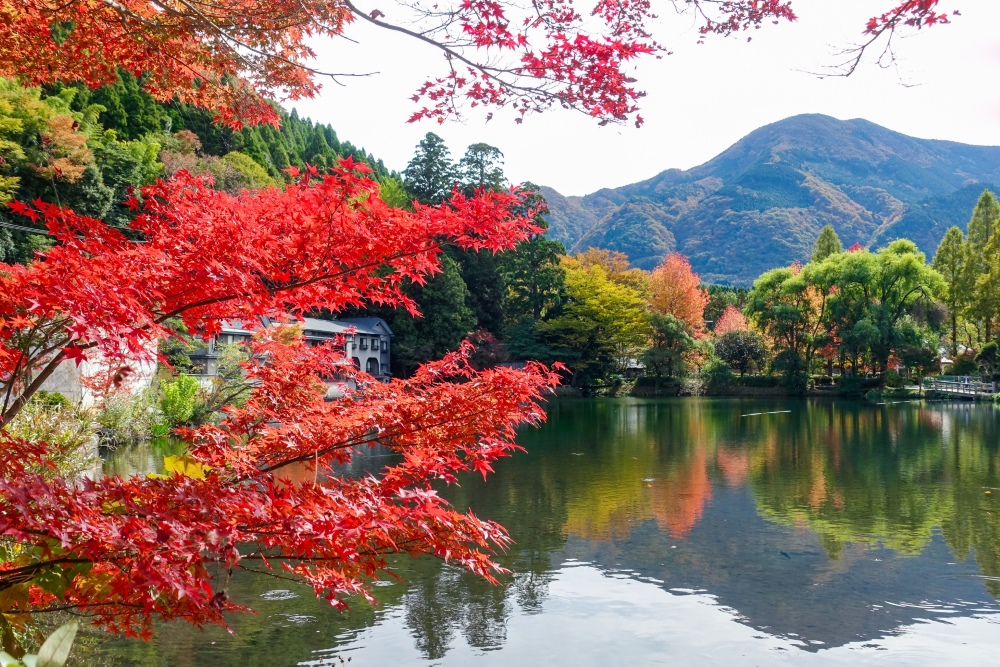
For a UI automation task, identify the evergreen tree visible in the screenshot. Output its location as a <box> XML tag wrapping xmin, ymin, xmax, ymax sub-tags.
<box><xmin>812</xmin><ymin>224</ymin><xmax>843</xmax><ymax>262</ymax></box>
<box><xmin>932</xmin><ymin>226</ymin><xmax>967</xmax><ymax>355</ymax></box>
<box><xmin>390</xmin><ymin>255</ymin><xmax>477</xmax><ymax>377</ymax></box>
<box><xmin>448</xmin><ymin>247</ymin><xmax>506</xmax><ymax>338</ymax></box>
<box><xmin>459</xmin><ymin>143</ymin><xmax>505</xmax><ymax>192</ymax></box>
<box><xmin>974</xmin><ymin>228</ymin><xmax>1000</xmax><ymax>345</ymax></box>
<box><xmin>965</xmin><ymin>190</ymin><xmax>1000</xmax><ymax>341</ymax></box>
<box><xmin>403</xmin><ymin>133</ymin><xmax>456</xmax><ymax>205</ymax></box>
<box><xmin>499</xmin><ymin>188</ymin><xmax>566</xmax><ymax>324</ymax></box>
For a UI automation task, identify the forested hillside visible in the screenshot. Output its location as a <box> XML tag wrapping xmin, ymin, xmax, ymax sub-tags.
<box><xmin>0</xmin><ymin>73</ymin><xmax>394</xmax><ymax>262</ymax></box>
<box><xmin>542</xmin><ymin>114</ymin><xmax>1000</xmax><ymax>283</ymax></box>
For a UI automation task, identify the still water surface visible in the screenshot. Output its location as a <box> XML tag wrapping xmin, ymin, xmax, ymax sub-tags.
<box><xmin>99</xmin><ymin>398</ymin><xmax>1000</xmax><ymax>665</ymax></box>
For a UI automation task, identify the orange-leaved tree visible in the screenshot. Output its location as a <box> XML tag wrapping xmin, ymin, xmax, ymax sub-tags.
<box><xmin>0</xmin><ymin>1</ymin><xmax>956</xmax><ymax>127</ymax></box>
<box><xmin>648</xmin><ymin>252</ymin><xmax>709</xmax><ymax>334</ymax></box>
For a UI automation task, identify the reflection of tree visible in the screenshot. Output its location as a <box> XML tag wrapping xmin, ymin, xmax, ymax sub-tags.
<box><xmin>649</xmin><ymin>444</ymin><xmax>712</xmax><ymax>538</ymax></box>
<box><xmin>746</xmin><ymin>403</ymin><xmax>1000</xmax><ymax>589</ymax></box>
<box><xmin>98</xmin><ymin>399</ymin><xmax>1000</xmax><ymax>663</ymax></box>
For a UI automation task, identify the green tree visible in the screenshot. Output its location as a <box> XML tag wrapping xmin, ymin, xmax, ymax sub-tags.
<box><xmin>964</xmin><ymin>189</ymin><xmax>1000</xmax><ymax>342</ymax></box>
<box><xmin>973</xmin><ymin>226</ymin><xmax>1000</xmax><ymax>344</ymax></box>
<box><xmin>642</xmin><ymin>312</ymin><xmax>695</xmax><ymax>379</ymax></box>
<box><xmin>403</xmin><ymin>132</ymin><xmax>456</xmax><ymax>205</ymax></box>
<box><xmin>448</xmin><ymin>247</ymin><xmax>507</xmax><ymax>337</ymax></box>
<box><xmin>499</xmin><ymin>187</ymin><xmax>566</xmax><ymax>324</ymax></box>
<box><xmin>812</xmin><ymin>224</ymin><xmax>843</xmax><ymax>262</ymax></box>
<box><xmin>746</xmin><ymin>266</ymin><xmax>829</xmax><ymax>378</ymax></box>
<box><xmin>932</xmin><ymin>226</ymin><xmax>967</xmax><ymax>355</ymax></box>
<box><xmin>391</xmin><ymin>254</ymin><xmax>477</xmax><ymax>377</ymax></box>
<box><xmin>714</xmin><ymin>330</ymin><xmax>767</xmax><ymax>377</ymax></box>
<box><xmin>538</xmin><ymin>262</ymin><xmax>649</xmax><ymax>385</ymax></box>
<box><xmin>820</xmin><ymin>240</ymin><xmax>945</xmax><ymax>375</ymax></box>
<box><xmin>459</xmin><ymin>143</ymin><xmax>505</xmax><ymax>192</ymax></box>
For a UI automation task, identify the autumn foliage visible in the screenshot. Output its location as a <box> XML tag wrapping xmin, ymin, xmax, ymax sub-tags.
<box><xmin>713</xmin><ymin>306</ymin><xmax>748</xmax><ymax>335</ymax></box>
<box><xmin>648</xmin><ymin>253</ymin><xmax>708</xmax><ymax>334</ymax></box>
<box><xmin>0</xmin><ymin>161</ymin><xmax>562</xmax><ymax>645</ymax></box>
<box><xmin>0</xmin><ymin>334</ymin><xmax>558</xmax><ymax>637</ymax></box>
<box><xmin>0</xmin><ymin>0</ymin><xmax>954</xmax><ymax>127</ymax></box>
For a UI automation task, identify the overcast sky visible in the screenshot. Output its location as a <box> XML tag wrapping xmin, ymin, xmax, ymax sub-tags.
<box><xmin>288</xmin><ymin>1</ymin><xmax>1000</xmax><ymax>196</ymax></box>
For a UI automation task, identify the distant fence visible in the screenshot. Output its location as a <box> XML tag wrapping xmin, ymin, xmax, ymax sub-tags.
<box><xmin>923</xmin><ymin>376</ymin><xmax>996</xmax><ymax>397</ymax></box>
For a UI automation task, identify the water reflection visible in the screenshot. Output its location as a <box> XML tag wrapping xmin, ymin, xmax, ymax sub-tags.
<box><xmin>96</xmin><ymin>399</ymin><xmax>1000</xmax><ymax>665</ymax></box>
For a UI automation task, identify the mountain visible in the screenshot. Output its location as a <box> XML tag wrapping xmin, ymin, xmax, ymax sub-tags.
<box><xmin>541</xmin><ymin>114</ymin><xmax>1000</xmax><ymax>283</ymax></box>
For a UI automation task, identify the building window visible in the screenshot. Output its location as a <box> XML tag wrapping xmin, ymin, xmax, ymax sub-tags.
<box><xmin>381</xmin><ymin>340</ymin><xmax>389</xmax><ymax>352</ymax></box>
<box><xmin>371</xmin><ymin>337</ymin><xmax>379</xmax><ymax>348</ymax></box>
<box><xmin>351</xmin><ymin>357</ymin><xmax>361</xmax><ymax>369</ymax></box>
<box><xmin>366</xmin><ymin>358</ymin><xmax>379</xmax><ymax>374</ymax></box>
<box><xmin>359</xmin><ymin>338</ymin><xmax>368</xmax><ymax>350</ymax></box>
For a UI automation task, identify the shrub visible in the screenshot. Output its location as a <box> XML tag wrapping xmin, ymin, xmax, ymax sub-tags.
<box><xmin>96</xmin><ymin>389</ymin><xmax>160</xmax><ymax>446</ymax></box>
<box><xmin>883</xmin><ymin>369</ymin><xmax>904</xmax><ymax>388</ymax></box>
<box><xmin>734</xmin><ymin>375</ymin><xmax>781</xmax><ymax>388</ymax></box>
<box><xmin>835</xmin><ymin>375</ymin><xmax>883</xmax><ymax>398</ymax></box>
<box><xmin>701</xmin><ymin>358</ymin><xmax>735</xmax><ymax>394</ymax></box>
<box><xmin>31</xmin><ymin>390</ymin><xmax>72</xmax><ymax>410</ymax></box>
<box><xmin>951</xmin><ymin>354</ymin><xmax>979</xmax><ymax>376</ymax></box>
<box><xmin>159</xmin><ymin>374</ymin><xmax>200</xmax><ymax>427</ymax></box>
<box><xmin>7</xmin><ymin>399</ymin><xmax>99</xmax><ymax>477</ymax></box>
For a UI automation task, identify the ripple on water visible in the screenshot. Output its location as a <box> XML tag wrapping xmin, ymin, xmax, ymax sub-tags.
<box><xmin>260</xmin><ymin>589</ymin><xmax>299</xmax><ymax>601</ymax></box>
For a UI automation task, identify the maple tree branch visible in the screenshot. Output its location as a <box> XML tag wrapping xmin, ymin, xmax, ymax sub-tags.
<box><xmin>342</xmin><ymin>0</ymin><xmax>572</xmax><ymax>102</ymax></box>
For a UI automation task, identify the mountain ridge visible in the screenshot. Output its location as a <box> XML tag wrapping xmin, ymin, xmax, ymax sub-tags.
<box><xmin>541</xmin><ymin>114</ymin><xmax>1000</xmax><ymax>283</ymax></box>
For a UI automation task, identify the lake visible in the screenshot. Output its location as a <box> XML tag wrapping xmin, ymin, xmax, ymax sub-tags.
<box><xmin>97</xmin><ymin>398</ymin><xmax>1000</xmax><ymax>665</ymax></box>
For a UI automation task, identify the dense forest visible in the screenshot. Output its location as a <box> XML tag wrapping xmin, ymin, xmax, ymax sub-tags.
<box><xmin>0</xmin><ymin>72</ymin><xmax>393</xmax><ymax>263</ymax></box>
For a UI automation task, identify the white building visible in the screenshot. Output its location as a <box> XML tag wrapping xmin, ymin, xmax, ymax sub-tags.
<box><xmin>188</xmin><ymin>316</ymin><xmax>393</xmax><ymax>383</ymax></box>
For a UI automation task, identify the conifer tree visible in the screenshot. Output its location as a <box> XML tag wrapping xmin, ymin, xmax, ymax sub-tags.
<box><xmin>965</xmin><ymin>190</ymin><xmax>1000</xmax><ymax>342</ymax></box>
<box><xmin>812</xmin><ymin>225</ymin><xmax>843</xmax><ymax>263</ymax></box>
<box><xmin>459</xmin><ymin>143</ymin><xmax>506</xmax><ymax>192</ymax></box>
<box><xmin>932</xmin><ymin>226</ymin><xmax>967</xmax><ymax>355</ymax></box>
<box><xmin>403</xmin><ymin>133</ymin><xmax>457</xmax><ymax>205</ymax></box>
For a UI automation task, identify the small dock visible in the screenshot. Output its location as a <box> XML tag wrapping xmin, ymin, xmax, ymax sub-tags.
<box><xmin>923</xmin><ymin>376</ymin><xmax>997</xmax><ymax>400</ymax></box>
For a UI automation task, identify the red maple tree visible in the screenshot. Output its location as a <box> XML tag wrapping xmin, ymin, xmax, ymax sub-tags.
<box><xmin>0</xmin><ymin>0</ymin><xmax>953</xmax><ymax>127</ymax></box>
<box><xmin>0</xmin><ymin>163</ymin><xmax>561</xmax><ymax>647</ymax></box>
<box><xmin>0</xmin><ymin>0</ymin><xmax>961</xmax><ymax>651</ymax></box>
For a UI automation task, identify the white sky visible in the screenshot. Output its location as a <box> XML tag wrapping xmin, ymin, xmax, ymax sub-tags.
<box><xmin>289</xmin><ymin>1</ymin><xmax>1000</xmax><ymax>196</ymax></box>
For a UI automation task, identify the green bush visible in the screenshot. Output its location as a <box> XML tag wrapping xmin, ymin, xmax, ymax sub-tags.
<box><xmin>951</xmin><ymin>354</ymin><xmax>979</xmax><ymax>376</ymax></box>
<box><xmin>159</xmin><ymin>374</ymin><xmax>200</xmax><ymax>427</ymax></box>
<box><xmin>733</xmin><ymin>376</ymin><xmax>780</xmax><ymax>388</ymax></box>
<box><xmin>634</xmin><ymin>376</ymin><xmax>682</xmax><ymax>388</ymax></box>
<box><xmin>810</xmin><ymin>375</ymin><xmax>834</xmax><ymax>386</ymax></box>
<box><xmin>31</xmin><ymin>390</ymin><xmax>72</xmax><ymax>410</ymax></box>
<box><xmin>835</xmin><ymin>375</ymin><xmax>883</xmax><ymax>398</ymax></box>
<box><xmin>883</xmin><ymin>369</ymin><xmax>904</xmax><ymax>388</ymax></box>
<box><xmin>701</xmin><ymin>358</ymin><xmax>735</xmax><ymax>394</ymax></box>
